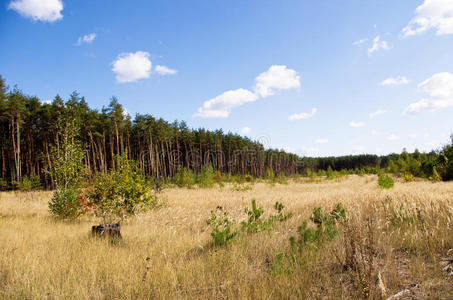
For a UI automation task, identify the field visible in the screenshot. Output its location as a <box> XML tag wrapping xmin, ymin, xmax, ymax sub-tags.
<box><xmin>1</xmin><ymin>175</ymin><xmax>452</xmax><ymax>299</ymax></box>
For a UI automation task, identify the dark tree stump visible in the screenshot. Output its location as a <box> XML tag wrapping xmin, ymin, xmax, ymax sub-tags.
<box><xmin>91</xmin><ymin>223</ymin><xmax>122</xmax><ymax>242</ymax></box>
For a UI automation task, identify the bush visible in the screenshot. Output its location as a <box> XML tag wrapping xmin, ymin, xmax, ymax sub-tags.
<box><xmin>49</xmin><ymin>187</ymin><xmax>85</xmax><ymax>219</ymax></box>
<box><xmin>13</xmin><ymin>177</ymin><xmax>32</xmax><ymax>191</ymax></box>
<box><xmin>206</xmin><ymin>210</ymin><xmax>238</xmax><ymax>246</ymax></box>
<box><xmin>378</xmin><ymin>174</ymin><xmax>394</xmax><ymax>189</ymax></box>
<box><xmin>174</xmin><ymin>167</ymin><xmax>195</xmax><ymax>188</ymax></box>
<box><xmin>403</xmin><ymin>172</ymin><xmax>415</xmax><ymax>182</ymax></box>
<box><xmin>86</xmin><ymin>154</ymin><xmax>159</xmax><ymax>222</ymax></box>
<box><xmin>196</xmin><ymin>164</ymin><xmax>215</xmax><ymax>188</ymax></box>
<box><xmin>241</xmin><ymin>199</ymin><xmax>292</xmax><ymax>233</ymax></box>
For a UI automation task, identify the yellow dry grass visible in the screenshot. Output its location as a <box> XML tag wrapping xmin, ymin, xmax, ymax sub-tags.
<box><xmin>0</xmin><ymin>175</ymin><xmax>452</xmax><ymax>299</ymax></box>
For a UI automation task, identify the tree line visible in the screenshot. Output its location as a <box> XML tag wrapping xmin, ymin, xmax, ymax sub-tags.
<box><xmin>0</xmin><ymin>75</ymin><xmax>452</xmax><ymax>190</ymax></box>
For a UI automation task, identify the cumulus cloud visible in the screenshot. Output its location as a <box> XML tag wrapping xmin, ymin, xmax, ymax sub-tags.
<box><xmin>8</xmin><ymin>0</ymin><xmax>63</xmax><ymax>22</ymax></box>
<box><xmin>254</xmin><ymin>65</ymin><xmax>300</xmax><ymax>98</ymax></box>
<box><xmin>75</xmin><ymin>33</ymin><xmax>96</xmax><ymax>46</ymax></box>
<box><xmin>155</xmin><ymin>65</ymin><xmax>177</xmax><ymax>75</ymax></box>
<box><xmin>380</xmin><ymin>76</ymin><xmax>410</xmax><ymax>86</ymax></box>
<box><xmin>353</xmin><ymin>38</ymin><xmax>368</xmax><ymax>46</ymax></box>
<box><xmin>195</xmin><ymin>89</ymin><xmax>258</xmax><ymax>118</ymax></box>
<box><xmin>368</xmin><ymin>35</ymin><xmax>390</xmax><ymax>56</ymax></box>
<box><xmin>349</xmin><ymin>121</ymin><xmax>365</xmax><ymax>127</ymax></box>
<box><xmin>315</xmin><ymin>138</ymin><xmax>328</xmax><ymax>144</ymax></box>
<box><xmin>112</xmin><ymin>51</ymin><xmax>152</xmax><ymax>83</ymax></box>
<box><xmin>369</xmin><ymin>109</ymin><xmax>387</xmax><ymax>118</ymax></box>
<box><xmin>402</xmin><ymin>0</ymin><xmax>453</xmax><ymax>37</ymax></box>
<box><xmin>387</xmin><ymin>134</ymin><xmax>399</xmax><ymax>141</ymax></box>
<box><xmin>195</xmin><ymin>65</ymin><xmax>300</xmax><ymax>118</ymax></box>
<box><xmin>404</xmin><ymin>72</ymin><xmax>453</xmax><ymax>114</ymax></box>
<box><xmin>288</xmin><ymin>108</ymin><xmax>317</xmax><ymax>121</ymax></box>
<box><xmin>240</xmin><ymin>127</ymin><xmax>251</xmax><ymax>135</ymax></box>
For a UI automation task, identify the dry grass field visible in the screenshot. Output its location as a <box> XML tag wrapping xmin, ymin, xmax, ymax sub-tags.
<box><xmin>1</xmin><ymin>175</ymin><xmax>452</xmax><ymax>299</ymax></box>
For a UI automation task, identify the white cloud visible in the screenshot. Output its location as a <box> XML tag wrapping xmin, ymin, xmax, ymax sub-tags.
<box><xmin>240</xmin><ymin>127</ymin><xmax>251</xmax><ymax>135</ymax></box>
<box><xmin>8</xmin><ymin>0</ymin><xmax>63</xmax><ymax>22</ymax></box>
<box><xmin>254</xmin><ymin>65</ymin><xmax>300</xmax><ymax>98</ymax></box>
<box><xmin>42</xmin><ymin>99</ymin><xmax>52</xmax><ymax>105</ymax></box>
<box><xmin>369</xmin><ymin>109</ymin><xmax>387</xmax><ymax>117</ymax></box>
<box><xmin>371</xmin><ymin>130</ymin><xmax>378</xmax><ymax>135</ymax></box>
<box><xmin>195</xmin><ymin>65</ymin><xmax>300</xmax><ymax>118</ymax></box>
<box><xmin>195</xmin><ymin>89</ymin><xmax>258</xmax><ymax>118</ymax></box>
<box><xmin>288</xmin><ymin>108</ymin><xmax>317</xmax><ymax>121</ymax></box>
<box><xmin>409</xmin><ymin>133</ymin><xmax>417</xmax><ymax>139</ymax></box>
<box><xmin>349</xmin><ymin>121</ymin><xmax>365</xmax><ymax>127</ymax></box>
<box><xmin>155</xmin><ymin>65</ymin><xmax>177</xmax><ymax>75</ymax></box>
<box><xmin>387</xmin><ymin>134</ymin><xmax>399</xmax><ymax>141</ymax></box>
<box><xmin>368</xmin><ymin>35</ymin><xmax>390</xmax><ymax>56</ymax></box>
<box><xmin>75</xmin><ymin>33</ymin><xmax>96</xmax><ymax>46</ymax></box>
<box><xmin>315</xmin><ymin>138</ymin><xmax>328</xmax><ymax>144</ymax></box>
<box><xmin>122</xmin><ymin>108</ymin><xmax>130</xmax><ymax>118</ymax></box>
<box><xmin>353</xmin><ymin>38</ymin><xmax>368</xmax><ymax>46</ymax></box>
<box><xmin>380</xmin><ymin>76</ymin><xmax>410</xmax><ymax>86</ymax></box>
<box><xmin>404</xmin><ymin>72</ymin><xmax>453</xmax><ymax>114</ymax></box>
<box><xmin>402</xmin><ymin>0</ymin><xmax>453</xmax><ymax>37</ymax></box>
<box><xmin>112</xmin><ymin>51</ymin><xmax>152</xmax><ymax>83</ymax></box>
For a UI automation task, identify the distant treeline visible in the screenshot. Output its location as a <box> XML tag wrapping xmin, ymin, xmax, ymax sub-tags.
<box><xmin>0</xmin><ymin>75</ymin><xmax>452</xmax><ymax>189</ymax></box>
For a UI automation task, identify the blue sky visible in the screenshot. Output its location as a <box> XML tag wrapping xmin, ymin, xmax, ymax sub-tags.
<box><xmin>1</xmin><ymin>0</ymin><xmax>453</xmax><ymax>157</ymax></box>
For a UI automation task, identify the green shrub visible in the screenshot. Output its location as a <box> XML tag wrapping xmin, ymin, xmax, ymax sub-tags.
<box><xmin>378</xmin><ymin>174</ymin><xmax>394</xmax><ymax>189</ymax></box>
<box><xmin>174</xmin><ymin>167</ymin><xmax>195</xmax><ymax>188</ymax></box>
<box><xmin>196</xmin><ymin>164</ymin><xmax>215</xmax><ymax>188</ymax></box>
<box><xmin>241</xmin><ymin>199</ymin><xmax>292</xmax><ymax>233</ymax></box>
<box><xmin>49</xmin><ymin>187</ymin><xmax>84</xmax><ymax>219</ymax></box>
<box><xmin>206</xmin><ymin>210</ymin><xmax>238</xmax><ymax>246</ymax></box>
<box><xmin>403</xmin><ymin>172</ymin><xmax>415</xmax><ymax>182</ymax></box>
<box><xmin>86</xmin><ymin>154</ymin><xmax>159</xmax><ymax>222</ymax></box>
<box><xmin>13</xmin><ymin>177</ymin><xmax>33</xmax><ymax>191</ymax></box>
<box><xmin>271</xmin><ymin>204</ymin><xmax>346</xmax><ymax>275</ymax></box>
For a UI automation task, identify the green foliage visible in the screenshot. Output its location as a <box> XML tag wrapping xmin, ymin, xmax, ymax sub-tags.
<box><xmin>206</xmin><ymin>210</ymin><xmax>238</xmax><ymax>246</ymax></box>
<box><xmin>271</xmin><ymin>204</ymin><xmax>346</xmax><ymax>275</ymax></box>
<box><xmin>174</xmin><ymin>167</ymin><xmax>195</xmax><ymax>188</ymax></box>
<box><xmin>48</xmin><ymin>121</ymin><xmax>86</xmax><ymax>219</ymax></box>
<box><xmin>378</xmin><ymin>174</ymin><xmax>394</xmax><ymax>189</ymax></box>
<box><xmin>86</xmin><ymin>153</ymin><xmax>159</xmax><ymax>222</ymax></box>
<box><xmin>403</xmin><ymin>172</ymin><xmax>415</xmax><ymax>182</ymax></box>
<box><xmin>241</xmin><ymin>199</ymin><xmax>292</xmax><ymax>233</ymax></box>
<box><xmin>11</xmin><ymin>175</ymin><xmax>41</xmax><ymax>191</ymax></box>
<box><xmin>196</xmin><ymin>164</ymin><xmax>215</xmax><ymax>188</ymax></box>
<box><xmin>49</xmin><ymin>187</ymin><xmax>84</xmax><ymax>219</ymax></box>
<box><xmin>429</xmin><ymin>167</ymin><xmax>442</xmax><ymax>182</ymax></box>
<box><xmin>207</xmin><ymin>200</ymin><xmax>293</xmax><ymax>247</ymax></box>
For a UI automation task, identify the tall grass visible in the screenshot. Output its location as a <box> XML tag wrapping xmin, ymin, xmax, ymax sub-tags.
<box><xmin>0</xmin><ymin>176</ymin><xmax>452</xmax><ymax>299</ymax></box>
